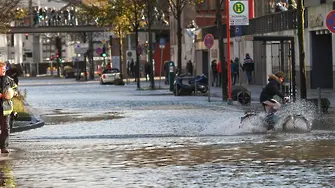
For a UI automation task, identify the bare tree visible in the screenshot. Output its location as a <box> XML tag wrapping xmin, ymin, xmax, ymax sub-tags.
<box><xmin>167</xmin><ymin>0</ymin><xmax>203</xmax><ymax>70</ymax></box>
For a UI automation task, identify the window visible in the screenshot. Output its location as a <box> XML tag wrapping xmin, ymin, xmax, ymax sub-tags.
<box><xmin>201</xmin><ymin>0</ymin><xmax>208</xmax><ymax>11</ymax></box>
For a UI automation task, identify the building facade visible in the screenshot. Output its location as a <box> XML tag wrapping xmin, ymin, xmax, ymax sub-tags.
<box><xmin>171</xmin><ymin>0</ymin><xmax>335</xmax><ymax>89</ymax></box>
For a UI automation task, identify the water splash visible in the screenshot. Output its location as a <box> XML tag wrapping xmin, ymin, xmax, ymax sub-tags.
<box><xmin>201</xmin><ymin>111</ymin><xmax>246</xmax><ymax>135</ymax></box>
<box><xmin>278</xmin><ymin>100</ymin><xmax>317</xmax><ymax>122</ymax></box>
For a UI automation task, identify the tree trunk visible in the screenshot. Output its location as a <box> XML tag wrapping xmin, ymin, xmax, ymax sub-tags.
<box><xmin>83</xmin><ymin>32</ymin><xmax>87</xmax><ymax>81</ymax></box>
<box><xmin>147</xmin><ymin>0</ymin><xmax>155</xmax><ymax>89</ymax></box>
<box><xmin>119</xmin><ymin>35</ymin><xmax>123</xmax><ymax>80</ymax></box>
<box><xmin>177</xmin><ymin>13</ymin><xmax>182</xmax><ymax>70</ymax></box>
<box><xmin>89</xmin><ymin>32</ymin><xmax>94</xmax><ymax>80</ymax></box>
<box><xmin>135</xmin><ymin>25</ymin><xmax>141</xmax><ymax>89</ymax></box>
<box><xmin>216</xmin><ymin>0</ymin><xmax>227</xmax><ymax>100</ymax></box>
<box><xmin>297</xmin><ymin>0</ymin><xmax>306</xmax><ymax>99</ymax></box>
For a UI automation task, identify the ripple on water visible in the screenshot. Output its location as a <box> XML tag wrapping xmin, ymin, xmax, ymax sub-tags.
<box><xmin>8</xmin><ymin>134</ymin><xmax>335</xmax><ymax>187</ymax></box>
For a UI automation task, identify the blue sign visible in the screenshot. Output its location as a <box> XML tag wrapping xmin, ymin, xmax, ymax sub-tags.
<box><xmin>326</xmin><ymin>10</ymin><xmax>335</xmax><ymax>33</ymax></box>
<box><xmin>235</xmin><ymin>26</ymin><xmax>242</xmax><ymax>36</ymax></box>
<box><xmin>204</xmin><ymin>34</ymin><xmax>214</xmax><ymax>49</ymax></box>
<box><xmin>159</xmin><ymin>38</ymin><xmax>166</xmax><ymax>45</ymax></box>
<box><xmin>159</xmin><ymin>38</ymin><xmax>166</xmax><ymax>49</ymax></box>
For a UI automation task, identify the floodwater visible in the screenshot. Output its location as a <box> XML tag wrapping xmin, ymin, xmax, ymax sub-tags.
<box><xmin>4</xmin><ymin>79</ymin><xmax>335</xmax><ymax>187</ymax></box>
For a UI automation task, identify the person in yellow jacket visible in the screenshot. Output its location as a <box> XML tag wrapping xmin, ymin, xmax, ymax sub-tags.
<box><xmin>0</xmin><ymin>61</ymin><xmax>18</xmax><ymax>153</ymax></box>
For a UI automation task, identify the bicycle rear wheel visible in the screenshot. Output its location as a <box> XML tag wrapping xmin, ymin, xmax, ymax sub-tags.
<box><xmin>282</xmin><ymin>115</ymin><xmax>312</xmax><ymax>132</ymax></box>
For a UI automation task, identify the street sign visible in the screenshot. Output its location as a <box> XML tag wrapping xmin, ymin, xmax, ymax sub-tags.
<box><xmin>74</xmin><ymin>43</ymin><xmax>88</xmax><ymax>54</ymax></box>
<box><xmin>159</xmin><ymin>38</ymin><xmax>166</xmax><ymax>49</ymax></box>
<box><xmin>72</xmin><ymin>56</ymin><xmax>84</xmax><ymax>62</ymax></box>
<box><xmin>326</xmin><ymin>10</ymin><xmax>335</xmax><ymax>33</ymax></box>
<box><xmin>229</xmin><ymin>0</ymin><xmax>249</xmax><ymax>26</ymax></box>
<box><xmin>204</xmin><ymin>34</ymin><xmax>214</xmax><ymax>49</ymax></box>
<box><xmin>96</xmin><ymin>47</ymin><xmax>103</xmax><ymax>55</ymax></box>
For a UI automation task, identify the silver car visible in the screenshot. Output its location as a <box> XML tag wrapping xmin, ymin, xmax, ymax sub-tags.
<box><xmin>100</xmin><ymin>68</ymin><xmax>121</xmax><ymax>84</ymax></box>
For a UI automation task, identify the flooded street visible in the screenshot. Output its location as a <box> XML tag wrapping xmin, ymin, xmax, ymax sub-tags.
<box><xmin>6</xmin><ymin>79</ymin><xmax>335</xmax><ymax>187</ymax></box>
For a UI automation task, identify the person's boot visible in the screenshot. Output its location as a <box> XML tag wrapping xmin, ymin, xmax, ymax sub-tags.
<box><xmin>1</xmin><ymin>148</ymin><xmax>9</xmax><ymax>154</ymax></box>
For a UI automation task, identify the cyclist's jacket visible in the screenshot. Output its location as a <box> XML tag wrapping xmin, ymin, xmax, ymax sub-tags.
<box><xmin>260</xmin><ymin>74</ymin><xmax>284</xmax><ymax>103</ymax></box>
<box><xmin>0</xmin><ymin>76</ymin><xmax>18</xmax><ymax>116</ymax></box>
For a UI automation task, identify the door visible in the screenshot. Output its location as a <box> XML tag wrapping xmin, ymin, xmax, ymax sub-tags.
<box><xmin>202</xmin><ymin>50</ymin><xmax>209</xmax><ymax>77</ymax></box>
<box><xmin>311</xmin><ymin>32</ymin><xmax>333</xmax><ymax>89</ymax></box>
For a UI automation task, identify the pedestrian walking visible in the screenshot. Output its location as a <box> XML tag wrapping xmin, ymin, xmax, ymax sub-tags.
<box><xmin>216</xmin><ymin>60</ymin><xmax>223</xmax><ymax>86</ymax></box>
<box><xmin>186</xmin><ymin>60</ymin><xmax>193</xmax><ymax>76</ymax></box>
<box><xmin>231</xmin><ymin>58</ymin><xmax>240</xmax><ymax>85</ymax></box>
<box><xmin>164</xmin><ymin>61</ymin><xmax>170</xmax><ymax>85</ymax></box>
<box><xmin>130</xmin><ymin>59</ymin><xmax>135</xmax><ymax>78</ymax></box>
<box><xmin>211</xmin><ymin>60</ymin><xmax>218</xmax><ymax>87</ymax></box>
<box><xmin>0</xmin><ymin>61</ymin><xmax>18</xmax><ymax>154</ymax></box>
<box><xmin>242</xmin><ymin>53</ymin><xmax>254</xmax><ymax>84</ymax></box>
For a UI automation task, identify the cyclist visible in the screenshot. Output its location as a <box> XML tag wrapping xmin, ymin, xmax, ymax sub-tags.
<box><xmin>259</xmin><ymin>71</ymin><xmax>289</xmax><ymax>130</ymax></box>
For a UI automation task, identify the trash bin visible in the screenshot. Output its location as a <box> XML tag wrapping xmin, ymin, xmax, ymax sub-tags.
<box><xmin>237</xmin><ymin>90</ymin><xmax>251</xmax><ymax>105</ymax></box>
<box><xmin>232</xmin><ymin>86</ymin><xmax>251</xmax><ymax>105</ymax></box>
<box><xmin>169</xmin><ymin>61</ymin><xmax>175</xmax><ymax>92</ymax></box>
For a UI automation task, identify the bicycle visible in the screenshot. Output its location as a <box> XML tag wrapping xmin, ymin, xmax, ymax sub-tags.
<box><xmin>240</xmin><ymin>97</ymin><xmax>312</xmax><ymax>133</ymax></box>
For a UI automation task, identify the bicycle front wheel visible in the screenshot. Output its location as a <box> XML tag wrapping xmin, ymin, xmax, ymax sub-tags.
<box><xmin>282</xmin><ymin>115</ymin><xmax>312</xmax><ymax>132</ymax></box>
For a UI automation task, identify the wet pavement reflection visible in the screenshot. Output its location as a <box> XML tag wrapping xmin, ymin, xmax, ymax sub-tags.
<box><xmin>5</xmin><ymin>79</ymin><xmax>335</xmax><ymax>187</ymax></box>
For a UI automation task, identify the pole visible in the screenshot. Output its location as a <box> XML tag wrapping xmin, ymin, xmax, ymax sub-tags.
<box><xmin>226</xmin><ymin>0</ymin><xmax>233</xmax><ymax>104</ymax></box>
<box><xmin>238</xmin><ymin>40</ymin><xmax>241</xmax><ymax>85</ymax></box>
<box><xmin>208</xmin><ymin>49</ymin><xmax>211</xmax><ymax>102</ymax></box>
<box><xmin>248</xmin><ymin>0</ymin><xmax>254</xmax><ymax>19</ymax></box>
<box><xmin>317</xmin><ymin>87</ymin><xmax>322</xmax><ymax>115</ymax></box>
<box><xmin>291</xmin><ymin>38</ymin><xmax>296</xmax><ymax>101</ymax></box>
<box><xmin>280</xmin><ymin>41</ymin><xmax>285</xmax><ymax>72</ymax></box>
<box><xmin>216</xmin><ymin>0</ymin><xmax>227</xmax><ymax>100</ymax></box>
<box><xmin>297</xmin><ymin>0</ymin><xmax>307</xmax><ymax>99</ymax></box>
<box><xmin>159</xmin><ymin>48</ymin><xmax>163</xmax><ymax>89</ymax></box>
<box><xmin>194</xmin><ymin>34</ymin><xmax>197</xmax><ymax>95</ymax></box>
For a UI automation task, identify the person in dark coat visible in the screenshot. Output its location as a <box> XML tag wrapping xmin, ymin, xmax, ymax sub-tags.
<box><xmin>186</xmin><ymin>60</ymin><xmax>193</xmax><ymax>76</ymax></box>
<box><xmin>231</xmin><ymin>58</ymin><xmax>239</xmax><ymax>85</ymax></box>
<box><xmin>130</xmin><ymin>59</ymin><xmax>135</xmax><ymax>78</ymax></box>
<box><xmin>259</xmin><ymin>71</ymin><xmax>289</xmax><ymax>130</ymax></box>
<box><xmin>144</xmin><ymin>61</ymin><xmax>151</xmax><ymax>82</ymax></box>
<box><xmin>163</xmin><ymin>61</ymin><xmax>170</xmax><ymax>85</ymax></box>
<box><xmin>211</xmin><ymin>60</ymin><xmax>218</xmax><ymax>87</ymax></box>
<box><xmin>242</xmin><ymin>53</ymin><xmax>254</xmax><ymax>84</ymax></box>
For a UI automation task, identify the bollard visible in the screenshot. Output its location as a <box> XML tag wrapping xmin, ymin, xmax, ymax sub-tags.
<box><xmin>169</xmin><ymin>61</ymin><xmax>175</xmax><ymax>92</ymax></box>
<box><xmin>317</xmin><ymin>87</ymin><xmax>321</xmax><ymax>115</ymax></box>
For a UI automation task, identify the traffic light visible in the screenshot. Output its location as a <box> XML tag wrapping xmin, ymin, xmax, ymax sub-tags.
<box><xmin>55</xmin><ymin>37</ymin><xmax>62</xmax><ymax>63</ymax></box>
<box><xmin>50</xmin><ymin>55</ymin><xmax>54</xmax><ymax>61</ymax></box>
<box><xmin>101</xmin><ymin>45</ymin><xmax>106</xmax><ymax>57</ymax></box>
<box><xmin>25</xmin><ymin>33</ymin><xmax>28</xmax><ymax>40</ymax></box>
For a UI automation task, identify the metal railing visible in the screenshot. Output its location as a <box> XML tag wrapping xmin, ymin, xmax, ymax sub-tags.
<box><xmin>242</xmin><ymin>9</ymin><xmax>298</xmax><ymax>35</ymax></box>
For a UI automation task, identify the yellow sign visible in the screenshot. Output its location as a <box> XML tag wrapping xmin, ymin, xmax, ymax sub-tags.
<box><xmin>233</xmin><ymin>2</ymin><xmax>245</xmax><ymax>14</ymax></box>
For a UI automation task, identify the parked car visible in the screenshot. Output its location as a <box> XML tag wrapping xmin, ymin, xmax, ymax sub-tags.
<box><xmin>63</xmin><ymin>66</ymin><xmax>76</xmax><ymax>78</ymax></box>
<box><xmin>100</xmin><ymin>68</ymin><xmax>121</xmax><ymax>84</ymax></box>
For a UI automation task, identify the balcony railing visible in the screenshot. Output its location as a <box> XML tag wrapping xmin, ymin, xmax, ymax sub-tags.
<box><xmin>242</xmin><ymin>9</ymin><xmax>298</xmax><ymax>35</ymax></box>
<box><xmin>199</xmin><ymin>9</ymin><xmax>301</xmax><ymax>41</ymax></box>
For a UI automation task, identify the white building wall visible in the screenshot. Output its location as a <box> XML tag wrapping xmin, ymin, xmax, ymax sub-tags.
<box><xmin>0</xmin><ymin>35</ymin><xmax>8</xmax><ymax>62</ymax></box>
